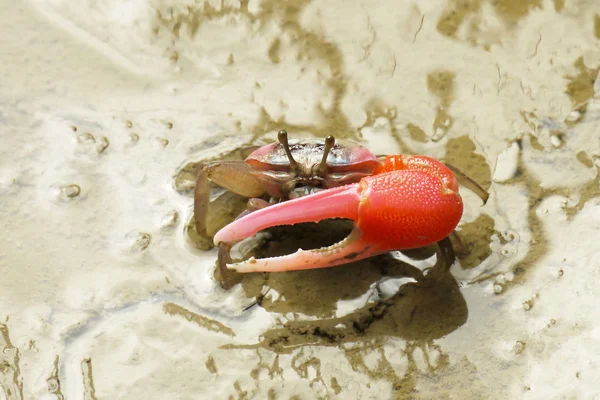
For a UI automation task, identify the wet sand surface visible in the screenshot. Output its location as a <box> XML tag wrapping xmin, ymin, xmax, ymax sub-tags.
<box><xmin>1</xmin><ymin>1</ymin><xmax>599</xmax><ymax>399</ymax></box>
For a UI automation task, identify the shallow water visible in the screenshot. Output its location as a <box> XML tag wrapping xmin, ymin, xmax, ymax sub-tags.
<box><xmin>1</xmin><ymin>0</ymin><xmax>599</xmax><ymax>399</ymax></box>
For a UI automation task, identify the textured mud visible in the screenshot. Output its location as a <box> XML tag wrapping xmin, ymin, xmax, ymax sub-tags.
<box><xmin>1</xmin><ymin>0</ymin><xmax>600</xmax><ymax>399</ymax></box>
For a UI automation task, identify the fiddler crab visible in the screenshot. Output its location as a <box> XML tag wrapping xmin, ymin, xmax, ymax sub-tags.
<box><xmin>195</xmin><ymin>130</ymin><xmax>488</xmax><ymax>287</ymax></box>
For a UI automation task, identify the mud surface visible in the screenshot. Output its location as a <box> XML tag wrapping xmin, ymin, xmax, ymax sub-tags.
<box><xmin>1</xmin><ymin>0</ymin><xmax>599</xmax><ymax>399</ymax></box>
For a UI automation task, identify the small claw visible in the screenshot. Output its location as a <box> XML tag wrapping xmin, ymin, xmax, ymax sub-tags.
<box><xmin>214</xmin><ymin>156</ymin><xmax>464</xmax><ymax>273</ymax></box>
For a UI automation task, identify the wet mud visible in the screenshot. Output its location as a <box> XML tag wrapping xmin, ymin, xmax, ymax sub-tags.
<box><xmin>1</xmin><ymin>0</ymin><xmax>600</xmax><ymax>398</ymax></box>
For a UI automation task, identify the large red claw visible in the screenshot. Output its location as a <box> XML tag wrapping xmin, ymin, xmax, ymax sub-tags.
<box><xmin>213</xmin><ymin>155</ymin><xmax>463</xmax><ymax>273</ymax></box>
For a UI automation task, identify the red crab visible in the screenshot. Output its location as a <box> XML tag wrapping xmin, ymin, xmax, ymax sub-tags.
<box><xmin>195</xmin><ymin>130</ymin><xmax>487</xmax><ymax>281</ymax></box>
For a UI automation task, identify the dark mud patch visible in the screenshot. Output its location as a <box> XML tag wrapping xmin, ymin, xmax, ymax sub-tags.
<box><xmin>444</xmin><ymin>136</ymin><xmax>492</xmax><ymax>193</ymax></box>
<box><xmin>564</xmin><ymin>56</ymin><xmax>600</xmax><ymax>125</ymax></box>
<box><xmin>455</xmin><ymin>214</ymin><xmax>498</xmax><ymax>269</ymax></box>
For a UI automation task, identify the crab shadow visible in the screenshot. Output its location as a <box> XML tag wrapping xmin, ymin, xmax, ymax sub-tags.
<box><xmin>223</xmin><ymin>219</ymin><xmax>468</xmax><ymax>344</ymax></box>
<box><xmin>251</xmin><ymin>266</ymin><xmax>467</xmax><ymax>352</ymax></box>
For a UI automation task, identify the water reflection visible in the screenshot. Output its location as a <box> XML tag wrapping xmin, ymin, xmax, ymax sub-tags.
<box><xmin>232</xmin><ymin>258</ymin><xmax>467</xmax><ymax>348</ymax></box>
<box><xmin>221</xmin><ymin>243</ymin><xmax>468</xmax><ymax>393</ymax></box>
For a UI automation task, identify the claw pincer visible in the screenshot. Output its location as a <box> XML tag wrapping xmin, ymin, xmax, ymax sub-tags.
<box><xmin>213</xmin><ymin>155</ymin><xmax>463</xmax><ymax>272</ymax></box>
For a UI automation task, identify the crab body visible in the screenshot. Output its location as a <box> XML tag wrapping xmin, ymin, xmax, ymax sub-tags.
<box><xmin>245</xmin><ymin>135</ymin><xmax>380</xmax><ymax>198</ymax></box>
<box><xmin>194</xmin><ymin>131</ymin><xmax>381</xmax><ymax>239</ymax></box>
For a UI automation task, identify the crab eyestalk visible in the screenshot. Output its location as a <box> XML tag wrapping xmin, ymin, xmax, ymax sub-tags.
<box><xmin>314</xmin><ymin>135</ymin><xmax>335</xmax><ymax>176</ymax></box>
<box><xmin>277</xmin><ymin>129</ymin><xmax>300</xmax><ymax>173</ymax></box>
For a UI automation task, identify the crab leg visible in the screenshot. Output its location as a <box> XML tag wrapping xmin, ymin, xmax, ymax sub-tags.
<box><xmin>214</xmin><ymin>155</ymin><xmax>464</xmax><ymax>273</ymax></box>
<box><xmin>194</xmin><ymin>160</ymin><xmax>266</xmax><ymax>238</ymax></box>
